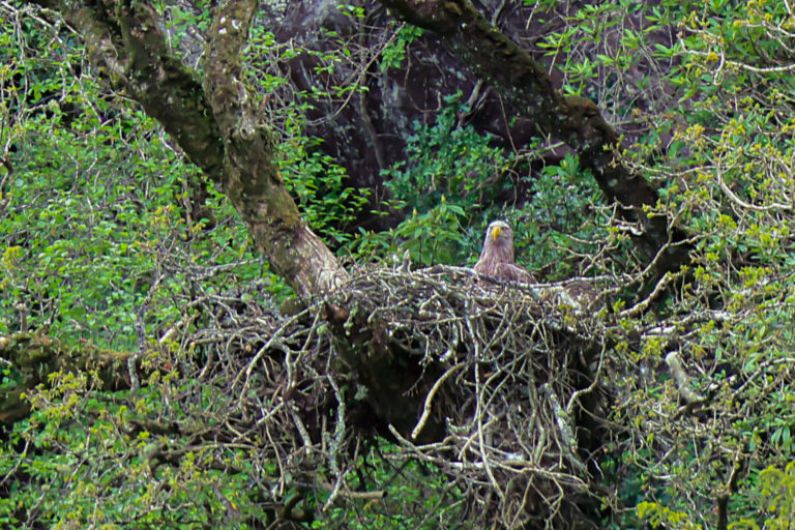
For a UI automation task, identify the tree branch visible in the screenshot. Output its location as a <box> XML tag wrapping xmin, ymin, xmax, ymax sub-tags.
<box><xmin>0</xmin><ymin>333</ymin><xmax>135</xmax><ymax>424</ymax></box>
<box><xmin>27</xmin><ymin>0</ymin><xmax>349</xmax><ymax>297</ymax></box>
<box><xmin>202</xmin><ymin>0</ymin><xmax>349</xmax><ymax>296</ymax></box>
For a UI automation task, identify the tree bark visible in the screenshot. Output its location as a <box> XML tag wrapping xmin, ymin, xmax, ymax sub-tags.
<box><xmin>377</xmin><ymin>0</ymin><xmax>692</xmax><ymax>275</ymax></box>
<box><xmin>31</xmin><ymin>0</ymin><xmax>348</xmax><ymax>298</ymax></box>
<box><xmin>0</xmin><ymin>333</ymin><xmax>133</xmax><ymax>423</ymax></box>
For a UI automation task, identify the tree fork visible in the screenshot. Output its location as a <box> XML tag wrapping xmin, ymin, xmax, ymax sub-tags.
<box><xmin>30</xmin><ymin>0</ymin><xmax>348</xmax><ymax>298</ymax></box>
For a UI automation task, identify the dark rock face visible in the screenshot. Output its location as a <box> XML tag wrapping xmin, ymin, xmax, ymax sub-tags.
<box><xmin>268</xmin><ymin>1</ymin><xmax>558</xmax><ymax>231</ymax></box>
<box><xmin>265</xmin><ymin>1</ymin><xmax>673</xmax><ymax>232</ymax></box>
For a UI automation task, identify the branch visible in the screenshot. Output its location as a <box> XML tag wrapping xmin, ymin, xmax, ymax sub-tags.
<box><xmin>411</xmin><ymin>361</ymin><xmax>465</xmax><ymax>440</ymax></box>
<box><xmin>716</xmin><ymin>450</ymin><xmax>743</xmax><ymax>530</ymax></box>
<box><xmin>665</xmin><ymin>351</ymin><xmax>705</xmax><ymax>406</ymax></box>
<box><xmin>0</xmin><ymin>332</ymin><xmax>136</xmax><ymax>424</ymax></box>
<box><xmin>198</xmin><ymin>0</ymin><xmax>349</xmax><ymax>297</ymax></box>
<box><xmin>28</xmin><ymin>0</ymin><xmax>227</xmax><ymax>178</ymax></box>
<box><xmin>27</xmin><ymin>0</ymin><xmax>349</xmax><ymax>297</ymax></box>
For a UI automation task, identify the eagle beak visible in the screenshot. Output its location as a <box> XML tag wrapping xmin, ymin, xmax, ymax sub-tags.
<box><xmin>491</xmin><ymin>225</ymin><xmax>501</xmax><ymax>240</ymax></box>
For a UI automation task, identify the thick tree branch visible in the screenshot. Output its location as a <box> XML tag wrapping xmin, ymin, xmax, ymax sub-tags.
<box><xmin>203</xmin><ymin>0</ymin><xmax>349</xmax><ymax>296</ymax></box>
<box><xmin>30</xmin><ymin>0</ymin><xmax>226</xmax><ymax>178</ymax></box>
<box><xmin>0</xmin><ymin>333</ymin><xmax>134</xmax><ymax>423</ymax></box>
<box><xmin>378</xmin><ymin>0</ymin><xmax>691</xmax><ymax>273</ymax></box>
<box><xmin>28</xmin><ymin>0</ymin><xmax>348</xmax><ymax>297</ymax></box>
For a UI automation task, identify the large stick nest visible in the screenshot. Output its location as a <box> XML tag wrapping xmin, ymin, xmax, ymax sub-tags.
<box><xmin>161</xmin><ymin>265</ymin><xmax>610</xmax><ymax>528</ymax></box>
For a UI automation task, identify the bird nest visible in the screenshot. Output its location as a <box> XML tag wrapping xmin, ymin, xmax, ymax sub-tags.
<box><xmin>169</xmin><ymin>265</ymin><xmax>610</xmax><ymax>528</ymax></box>
<box><xmin>326</xmin><ymin>266</ymin><xmax>607</xmax><ymax>525</ymax></box>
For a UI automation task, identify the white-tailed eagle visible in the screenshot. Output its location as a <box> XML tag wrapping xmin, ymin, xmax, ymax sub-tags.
<box><xmin>474</xmin><ymin>221</ymin><xmax>536</xmax><ymax>284</ymax></box>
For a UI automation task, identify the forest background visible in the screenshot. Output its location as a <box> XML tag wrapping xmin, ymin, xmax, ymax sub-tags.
<box><xmin>0</xmin><ymin>0</ymin><xmax>794</xmax><ymax>528</ymax></box>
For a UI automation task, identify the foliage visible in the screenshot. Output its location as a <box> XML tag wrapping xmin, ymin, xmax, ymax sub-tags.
<box><xmin>516</xmin><ymin>0</ymin><xmax>795</xmax><ymax>526</ymax></box>
<box><xmin>388</xmin><ymin>198</ymin><xmax>467</xmax><ymax>266</ymax></box>
<box><xmin>379</xmin><ymin>24</ymin><xmax>424</xmax><ymax>72</ymax></box>
<box><xmin>498</xmin><ymin>153</ymin><xmax>608</xmax><ymax>279</ymax></box>
<box><xmin>1</xmin><ymin>378</ymin><xmax>274</xmax><ymax>529</ymax></box>
<box><xmin>590</xmin><ymin>1</ymin><xmax>795</xmax><ymax>527</ymax></box>
<box><xmin>0</xmin><ymin>44</ymin><xmax>265</xmax><ymax>348</ymax></box>
<box><xmin>754</xmin><ymin>462</ymin><xmax>795</xmax><ymax>529</ymax></box>
<box><xmin>343</xmin><ymin>92</ymin><xmax>510</xmax><ymax>266</ymax></box>
<box><xmin>2</xmin><ymin>0</ymin><xmax>795</xmax><ymax>529</ymax></box>
<box><xmin>350</xmin><ymin>94</ymin><xmax>608</xmax><ymax>276</ymax></box>
<box><xmin>636</xmin><ymin>501</ymin><xmax>702</xmax><ymax>530</ymax></box>
<box><xmin>380</xmin><ymin>93</ymin><xmax>512</xmax><ymax>215</ymax></box>
<box><xmin>244</xmin><ymin>21</ymin><xmax>373</xmax><ymax>248</ymax></box>
<box><xmin>278</xmin><ymin>137</ymin><xmax>371</xmax><ymax>246</ymax></box>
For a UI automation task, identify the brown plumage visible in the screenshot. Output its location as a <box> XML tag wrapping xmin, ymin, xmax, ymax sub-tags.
<box><xmin>474</xmin><ymin>221</ymin><xmax>536</xmax><ymax>284</ymax></box>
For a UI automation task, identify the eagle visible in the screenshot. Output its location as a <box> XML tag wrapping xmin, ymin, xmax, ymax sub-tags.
<box><xmin>473</xmin><ymin>220</ymin><xmax>536</xmax><ymax>284</ymax></box>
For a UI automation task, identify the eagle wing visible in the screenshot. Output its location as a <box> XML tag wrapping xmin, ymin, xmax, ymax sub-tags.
<box><xmin>495</xmin><ymin>262</ymin><xmax>536</xmax><ymax>284</ymax></box>
<box><xmin>474</xmin><ymin>259</ymin><xmax>536</xmax><ymax>284</ymax></box>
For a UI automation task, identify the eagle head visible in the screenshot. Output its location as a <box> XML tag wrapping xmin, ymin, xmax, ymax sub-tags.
<box><xmin>481</xmin><ymin>220</ymin><xmax>514</xmax><ymax>263</ymax></box>
<box><xmin>488</xmin><ymin>220</ymin><xmax>511</xmax><ymax>242</ymax></box>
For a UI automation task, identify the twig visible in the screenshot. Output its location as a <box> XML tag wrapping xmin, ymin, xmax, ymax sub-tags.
<box><xmin>322</xmin><ymin>374</ymin><xmax>347</xmax><ymax>512</ymax></box>
<box><xmin>665</xmin><ymin>351</ymin><xmax>705</xmax><ymax>405</ymax></box>
<box><xmin>235</xmin><ymin>308</ymin><xmax>311</xmax><ymax>405</ymax></box>
<box><xmin>411</xmin><ymin>362</ymin><xmax>465</xmax><ymax>440</ymax></box>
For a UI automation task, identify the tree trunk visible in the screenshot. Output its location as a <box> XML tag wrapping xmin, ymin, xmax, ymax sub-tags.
<box><xmin>31</xmin><ymin>0</ymin><xmax>348</xmax><ymax>298</ymax></box>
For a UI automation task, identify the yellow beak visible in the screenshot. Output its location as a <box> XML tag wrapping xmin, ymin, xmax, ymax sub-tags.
<box><xmin>491</xmin><ymin>225</ymin><xmax>501</xmax><ymax>240</ymax></box>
